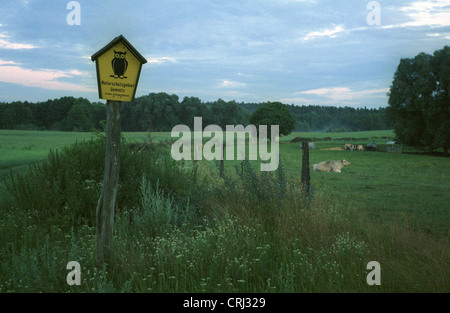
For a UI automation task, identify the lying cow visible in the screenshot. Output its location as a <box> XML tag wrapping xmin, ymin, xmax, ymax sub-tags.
<box><xmin>344</xmin><ymin>144</ymin><xmax>355</xmax><ymax>151</ymax></box>
<box><xmin>356</xmin><ymin>144</ymin><xmax>365</xmax><ymax>151</ymax></box>
<box><xmin>312</xmin><ymin>160</ymin><xmax>351</xmax><ymax>173</ymax></box>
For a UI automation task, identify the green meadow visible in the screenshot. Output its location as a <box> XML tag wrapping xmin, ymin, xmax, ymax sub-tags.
<box><xmin>1</xmin><ymin>128</ymin><xmax>448</xmax><ymax>235</ymax></box>
<box><xmin>0</xmin><ymin>129</ymin><xmax>448</xmax><ymax>292</ymax></box>
<box><xmin>0</xmin><ymin>130</ymin><xmax>169</xmax><ymax>175</ymax></box>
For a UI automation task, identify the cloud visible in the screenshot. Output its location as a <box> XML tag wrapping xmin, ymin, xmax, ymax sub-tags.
<box><xmin>303</xmin><ymin>25</ymin><xmax>344</xmax><ymax>41</ymax></box>
<box><xmin>278</xmin><ymin>96</ymin><xmax>313</xmax><ymax>106</ymax></box>
<box><xmin>283</xmin><ymin>87</ymin><xmax>389</xmax><ymax>106</ymax></box>
<box><xmin>299</xmin><ymin>87</ymin><xmax>388</xmax><ymax>101</ymax></box>
<box><xmin>426</xmin><ymin>32</ymin><xmax>450</xmax><ymax>40</ymax></box>
<box><xmin>0</xmin><ymin>33</ymin><xmax>37</xmax><ymax>50</ymax></box>
<box><xmin>383</xmin><ymin>0</ymin><xmax>450</xmax><ymax>29</ymax></box>
<box><xmin>69</xmin><ymin>69</ymin><xmax>83</xmax><ymax>76</ymax></box>
<box><xmin>300</xmin><ymin>87</ymin><xmax>353</xmax><ymax>101</ymax></box>
<box><xmin>0</xmin><ymin>60</ymin><xmax>21</xmax><ymax>66</ymax></box>
<box><xmin>218</xmin><ymin>79</ymin><xmax>246</xmax><ymax>88</ymax></box>
<box><xmin>0</xmin><ymin>59</ymin><xmax>95</xmax><ymax>92</ymax></box>
<box><xmin>147</xmin><ymin>56</ymin><xmax>177</xmax><ymax>64</ymax></box>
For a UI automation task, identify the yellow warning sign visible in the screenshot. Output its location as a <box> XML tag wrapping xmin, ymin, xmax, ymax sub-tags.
<box><xmin>92</xmin><ymin>35</ymin><xmax>147</xmax><ymax>102</ymax></box>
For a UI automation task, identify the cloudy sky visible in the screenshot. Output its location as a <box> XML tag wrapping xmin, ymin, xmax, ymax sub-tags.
<box><xmin>0</xmin><ymin>0</ymin><xmax>449</xmax><ymax>108</ymax></box>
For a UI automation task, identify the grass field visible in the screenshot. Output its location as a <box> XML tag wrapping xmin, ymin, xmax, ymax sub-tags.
<box><xmin>0</xmin><ymin>130</ymin><xmax>172</xmax><ymax>177</ymax></box>
<box><xmin>0</xmin><ymin>129</ymin><xmax>392</xmax><ymax>175</ymax></box>
<box><xmin>1</xmin><ymin>129</ymin><xmax>448</xmax><ymax>234</ymax></box>
<box><xmin>277</xmin><ymin>141</ymin><xmax>449</xmax><ymax>235</ymax></box>
<box><xmin>0</xmin><ymin>129</ymin><xmax>449</xmax><ymax>292</ymax></box>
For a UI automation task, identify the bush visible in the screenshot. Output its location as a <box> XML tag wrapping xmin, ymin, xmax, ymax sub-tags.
<box><xmin>4</xmin><ymin>135</ymin><xmax>205</xmax><ymax>232</ymax></box>
<box><xmin>132</xmin><ymin>178</ymin><xmax>195</xmax><ymax>238</ymax></box>
<box><xmin>5</xmin><ymin>138</ymin><xmax>105</xmax><ymax>228</ymax></box>
<box><xmin>216</xmin><ymin>159</ymin><xmax>310</xmax><ymax>233</ymax></box>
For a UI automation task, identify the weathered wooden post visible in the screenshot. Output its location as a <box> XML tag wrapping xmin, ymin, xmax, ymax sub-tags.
<box><xmin>301</xmin><ymin>141</ymin><xmax>310</xmax><ymax>194</ymax></box>
<box><xmin>219</xmin><ymin>142</ymin><xmax>225</xmax><ymax>178</ymax></box>
<box><xmin>91</xmin><ymin>35</ymin><xmax>147</xmax><ymax>267</ymax></box>
<box><xmin>95</xmin><ymin>100</ymin><xmax>121</xmax><ymax>266</ymax></box>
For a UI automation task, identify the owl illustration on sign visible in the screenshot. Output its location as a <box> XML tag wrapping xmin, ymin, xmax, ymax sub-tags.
<box><xmin>111</xmin><ymin>50</ymin><xmax>128</xmax><ymax>79</ymax></box>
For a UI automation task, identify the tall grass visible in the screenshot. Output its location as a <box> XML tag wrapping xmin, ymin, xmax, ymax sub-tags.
<box><xmin>0</xmin><ymin>136</ymin><xmax>448</xmax><ymax>292</ymax></box>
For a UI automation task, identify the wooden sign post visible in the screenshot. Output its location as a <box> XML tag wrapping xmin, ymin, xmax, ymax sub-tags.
<box><xmin>91</xmin><ymin>35</ymin><xmax>147</xmax><ymax>267</ymax></box>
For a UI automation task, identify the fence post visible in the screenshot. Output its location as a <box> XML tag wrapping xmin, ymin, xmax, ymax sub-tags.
<box><xmin>301</xmin><ymin>141</ymin><xmax>310</xmax><ymax>194</ymax></box>
<box><xmin>220</xmin><ymin>142</ymin><xmax>225</xmax><ymax>178</ymax></box>
<box><xmin>96</xmin><ymin>100</ymin><xmax>122</xmax><ymax>268</ymax></box>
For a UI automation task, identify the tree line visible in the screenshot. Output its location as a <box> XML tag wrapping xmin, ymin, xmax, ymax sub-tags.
<box><xmin>0</xmin><ymin>97</ymin><xmax>105</xmax><ymax>132</ymax></box>
<box><xmin>242</xmin><ymin>103</ymin><xmax>391</xmax><ymax>132</ymax></box>
<box><xmin>0</xmin><ymin>92</ymin><xmax>391</xmax><ymax>132</ymax></box>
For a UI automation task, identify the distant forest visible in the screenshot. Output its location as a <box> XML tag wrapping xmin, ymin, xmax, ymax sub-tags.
<box><xmin>0</xmin><ymin>92</ymin><xmax>391</xmax><ymax>132</ymax></box>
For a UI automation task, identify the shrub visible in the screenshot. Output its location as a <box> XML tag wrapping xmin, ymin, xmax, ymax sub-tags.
<box><xmin>5</xmin><ymin>138</ymin><xmax>105</xmax><ymax>228</ymax></box>
<box><xmin>216</xmin><ymin>159</ymin><xmax>310</xmax><ymax>233</ymax></box>
<box><xmin>4</xmin><ymin>135</ymin><xmax>205</xmax><ymax>232</ymax></box>
<box><xmin>132</xmin><ymin>177</ymin><xmax>195</xmax><ymax>238</ymax></box>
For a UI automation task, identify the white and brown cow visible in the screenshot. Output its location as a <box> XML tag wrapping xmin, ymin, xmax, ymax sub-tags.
<box><xmin>345</xmin><ymin>144</ymin><xmax>355</xmax><ymax>151</ymax></box>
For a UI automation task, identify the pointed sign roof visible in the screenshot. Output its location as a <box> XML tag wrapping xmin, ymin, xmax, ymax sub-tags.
<box><xmin>91</xmin><ymin>34</ymin><xmax>147</xmax><ymax>64</ymax></box>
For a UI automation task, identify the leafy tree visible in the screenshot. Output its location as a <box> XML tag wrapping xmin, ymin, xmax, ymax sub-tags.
<box><xmin>430</xmin><ymin>46</ymin><xmax>450</xmax><ymax>155</ymax></box>
<box><xmin>387</xmin><ymin>46</ymin><xmax>450</xmax><ymax>154</ymax></box>
<box><xmin>153</xmin><ymin>93</ymin><xmax>179</xmax><ymax>130</ymax></box>
<box><xmin>64</xmin><ymin>98</ymin><xmax>94</xmax><ymax>131</ymax></box>
<box><xmin>91</xmin><ymin>102</ymin><xmax>106</xmax><ymax>130</ymax></box>
<box><xmin>0</xmin><ymin>105</ymin><xmax>15</xmax><ymax>129</ymax></box>
<box><xmin>179</xmin><ymin>96</ymin><xmax>212</xmax><ymax>128</ymax></box>
<box><xmin>249</xmin><ymin>101</ymin><xmax>296</xmax><ymax>138</ymax></box>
